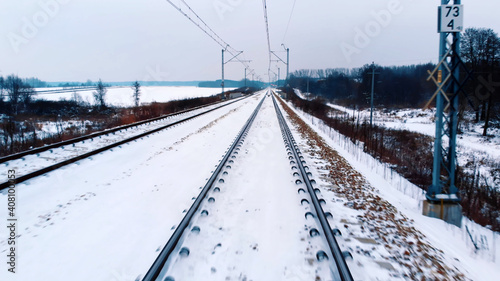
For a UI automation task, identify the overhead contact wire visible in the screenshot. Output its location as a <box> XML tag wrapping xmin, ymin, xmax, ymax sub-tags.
<box><xmin>164</xmin><ymin>0</ymin><xmax>256</xmax><ymax>75</ymax></box>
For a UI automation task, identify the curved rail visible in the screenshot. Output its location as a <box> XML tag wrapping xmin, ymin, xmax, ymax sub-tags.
<box><xmin>142</xmin><ymin>93</ymin><xmax>267</xmax><ymax>281</ymax></box>
<box><xmin>272</xmin><ymin>93</ymin><xmax>354</xmax><ymax>281</ymax></box>
<box><xmin>0</xmin><ymin>95</ymin><xmax>253</xmax><ymax>191</ymax></box>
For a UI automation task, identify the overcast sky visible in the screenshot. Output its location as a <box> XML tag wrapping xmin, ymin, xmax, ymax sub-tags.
<box><xmin>1</xmin><ymin>0</ymin><xmax>499</xmax><ymax>83</ymax></box>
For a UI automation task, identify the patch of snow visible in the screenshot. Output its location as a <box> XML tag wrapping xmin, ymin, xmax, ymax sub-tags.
<box><xmin>289</xmin><ymin>100</ymin><xmax>500</xmax><ymax>281</ymax></box>
<box><xmin>34</xmin><ymin>86</ymin><xmax>236</xmax><ymax>107</ymax></box>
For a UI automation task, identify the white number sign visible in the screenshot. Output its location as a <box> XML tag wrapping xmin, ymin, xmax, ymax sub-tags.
<box><xmin>438</xmin><ymin>5</ymin><xmax>464</xmax><ymax>33</ymax></box>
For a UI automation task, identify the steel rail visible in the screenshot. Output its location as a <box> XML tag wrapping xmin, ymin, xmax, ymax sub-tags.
<box><xmin>271</xmin><ymin>93</ymin><xmax>354</xmax><ymax>281</ymax></box>
<box><xmin>142</xmin><ymin>93</ymin><xmax>267</xmax><ymax>281</ymax></box>
<box><xmin>0</xmin><ymin>95</ymin><xmax>249</xmax><ymax>164</ymax></box>
<box><xmin>0</xmin><ymin>95</ymin><xmax>253</xmax><ymax>191</ymax></box>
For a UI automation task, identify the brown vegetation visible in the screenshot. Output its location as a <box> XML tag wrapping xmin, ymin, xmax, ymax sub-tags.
<box><xmin>278</xmin><ymin>96</ymin><xmax>469</xmax><ymax>280</ymax></box>
<box><xmin>0</xmin><ymin>96</ymin><xmax>220</xmax><ymax>157</ymax></box>
<box><xmin>281</xmin><ymin>87</ymin><xmax>500</xmax><ymax>232</ymax></box>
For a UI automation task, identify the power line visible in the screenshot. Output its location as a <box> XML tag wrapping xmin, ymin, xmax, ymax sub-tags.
<box><xmin>165</xmin><ymin>0</ymin><xmax>227</xmax><ymax>49</ymax></box>
<box><xmin>282</xmin><ymin>0</ymin><xmax>297</xmax><ymax>43</ymax></box>
<box><xmin>262</xmin><ymin>0</ymin><xmax>272</xmax><ymax>74</ymax></box>
<box><xmin>164</xmin><ymin>0</ymin><xmax>254</xmax><ymax>73</ymax></box>
<box><xmin>178</xmin><ymin>0</ymin><xmax>229</xmax><ymax>50</ymax></box>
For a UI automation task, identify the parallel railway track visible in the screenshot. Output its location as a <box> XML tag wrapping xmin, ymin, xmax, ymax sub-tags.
<box><xmin>0</xmin><ymin>95</ymin><xmax>251</xmax><ymax>190</ymax></box>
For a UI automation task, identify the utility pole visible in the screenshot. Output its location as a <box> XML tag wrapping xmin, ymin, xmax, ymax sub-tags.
<box><xmin>370</xmin><ymin>62</ymin><xmax>375</xmax><ymax>128</ymax></box>
<box><xmin>268</xmin><ymin>69</ymin><xmax>270</xmax><ymax>87</ymax></box>
<box><xmin>244</xmin><ymin>68</ymin><xmax>247</xmax><ymax>87</ymax></box>
<box><xmin>369</xmin><ymin>62</ymin><xmax>379</xmax><ymax>128</ymax></box>
<box><xmin>278</xmin><ymin>67</ymin><xmax>280</xmax><ymax>87</ymax></box>
<box><xmin>221</xmin><ymin>48</ymin><xmax>243</xmax><ymax>97</ymax></box>
<box><xmin>221</xmin><ymin>49</ymin><xmax>225</xmax><ymax>96</ymax></box>
<box><xmin>286</xmin><ymin>47</ymin><xmax>289</xmax><ymax>83</ymax></box>
<box><xmin>271</xmin><ymin>45</ymin><xmax>290</xmax><ymax>86</ymax></box>
<box><xmin>282</xmin><ymin>44</ymin><xmax>290</xmax><ymax>84</ymax></box>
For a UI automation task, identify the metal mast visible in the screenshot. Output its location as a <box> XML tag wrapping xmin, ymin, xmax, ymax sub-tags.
<box><xmin>369</xmin><ymin>62</ymin><xmax>379</xmax><ymax>128</ymax></box>
<box><xmin>427</xmin><ymin>0</ymin><xmax>465</xmax><ymax>202</ymax></box>
<box><xmin>221</xmin><ymin>48</ymin><xmax>243</xmax><ymax>97</ymax></box>
<box><xmin>271</xmin><ymin>47</ymin><xmax>289</xmax><ymax>87</ymax></box>
<box><xmin>222</xmin><ymin>49</ymin><xmax>225</xmax><ymax>95</ymax></box>
<box><xmin>423</xmin><ymin>0</ymin><xmax>471</xmax><ymax>227</ymax></box>
<box><xmin>286</xmin><ymin>47</ymin><xmax>289</xmax><ymax>83</ymax></box>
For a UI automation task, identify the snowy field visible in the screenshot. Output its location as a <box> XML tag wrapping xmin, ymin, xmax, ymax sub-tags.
<box><xmin>328</xmin><ymin>103</ymin><xmax>500</xmax><ymax>157</ymax></box>
<box><xmin>294</xmin><ymin>89</ymin><xmax>500</xmax><ymax>159</ymax></box>
<box><xmin>295</xmin><ymin>87</ymin><xmax>498</xmax><ymax>190</ymax></box>
<box><xmin>0</xmin><ymin>98</ymin><xmax>246</xmax><ymax>180</ymax></box>
<box><xmin>327</xmin><ymin>103</ymin><xmax>500</xmax><ymax>190</ymax></box>
<box><xmin>35</xmin><ymin>86</ymin><xmax>233</xmax><ymax>107</ymax></box>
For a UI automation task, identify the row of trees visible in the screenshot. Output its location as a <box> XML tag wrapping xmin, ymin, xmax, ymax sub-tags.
<box><xmin>0</xmin><ymin>76</ymin><xmax>145</xmax><ymax>115</ymax></box>
<box><xmin>0</xmin><ymin>75</ymin><xmax>35</xmax><ymax>115</ymax></box>
<box><xmin>289</xmin><ymin>64</ymin><xmax>436</xmax><ymax>108</ymax></box>
<box><xmin>280</xmin><ymin>86</ymin><xmax>500</xmax><ymax>231</ymax></box>
<box><xmin>90</xmin><ymin>79</ymin><xmax>142</xmax><ymax>109</ymax></box>
<box><xmin>461</xmin><ymin>27</ymin><xmax>500</xmax><ymax>135</ymax></box>
<box><xmin>23</xmin><ymin>77</ymin><xmax>47</xmax><ymax>88</ymax></box>
<box><xmin>3</xmin><ymin>77</ymin><xmax>96</xmax><ymax>90</ymax></box>
<box><xmin>58</xmin><ymin>80</ymin><xmax>95</xmax><ymax>88</ymax></box>
<box><xmin>287</xmin><ymin>27</ymin><xmax>500</xmax><ymax>135</ymax></box>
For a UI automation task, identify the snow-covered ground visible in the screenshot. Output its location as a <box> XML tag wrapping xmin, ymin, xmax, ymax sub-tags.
<box><xmin>1</xmin><ymin>89</ymin><xmax>499</xmax><ymax>280</ymax></box>
<box><xmin>328</xmin><ymin>103</ymin><xmax>500</xmax><ymax>158</ymax></box>
<box><xmin>294</xmin><ymin>88</ymin><xmax>499</xmax><ymax>160</ymax></box>
<box><xmin>328</xmin><ymin>103</ymin><xmax>500</xmax><ymax>190</ymax></box>
<box><xmin>0</xmin><ymin>93</ymin><xmax>261</xmax><ymax>281</ymax></box>
<box><xmin>286</xmin><ymin>99</ymin><xmax>500</xmax><ymax>280</ymax></box>
<box><xmin>35</xmin><ymin>87</ymin><xmax>72</xmax><ymax>91</ymax></box>
<box><xmin>34</xmin><ymin>86</ymin><xmax>234</xmax><ymax>107</ymax></box>
<box><xmin>0</xmin><ymin>97</ymin><xmax>246</xmax><ymax>181</ymax></box>
<box><xmin>0</xmin><ymin>86</ymin><xmax>236</xmax><ymax>152</ymax></box>
<box><xmin>163</xmin><ymin>94</ymin><xmax>334</xmax><ymax>280</ymax></box>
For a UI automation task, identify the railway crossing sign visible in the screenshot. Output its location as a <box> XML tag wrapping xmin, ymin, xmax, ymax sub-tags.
<box><xmin>438</xmin><ymin>5</ymin><xmax>464</xmax><ymax>33</ymax></box>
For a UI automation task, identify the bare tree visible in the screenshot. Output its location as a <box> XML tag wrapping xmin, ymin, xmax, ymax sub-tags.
<box><xmin>71</xmin><ymin>91</ymin><xmax>83</xmax><ymax>105</ymax></box>
<box><xmin>461</xmin><ymin>27</ymin><xmax>500</xmax><ymax>135</ymax></box>
<box><xmin>131</xmin><ymin>81</ymin><xmax>141</xmax><ymax>107</ymax></box>
<box><xmin>1</xmin><ymin>117</ymin><xmax>16</xmax><ymax>153</ymax></box>
<box><xmin>55</xmin><ymin>115</ymin><xmax>64</xmax><ymax>141</ymax></box>
<box><xmin>0</xmin><ymin>76</ymin><xmax>4</xmax><ymax>100</ymax></box>
<box><xmin>462</xmin><ymin>28</ymin><xmax>500</xmax><ymax>69</ymax></box>
<box><xmin>93</xmin><ymin>79</ymin><xmax>107</xmax><ymax>109</ymax></box>
<box><xmin>294</xmin><ymin>69</ymin><xmax>312</xmax><ymax>78</ymax></box>
<box><xmin>316</xmin><ymin>69</ymin><xmax>325</xmax><ymax>79</ymax></box>
<box><xmin>4</xmin><ymin>75</ymin><xmax>34</xmax><ymax>115</ymax></box>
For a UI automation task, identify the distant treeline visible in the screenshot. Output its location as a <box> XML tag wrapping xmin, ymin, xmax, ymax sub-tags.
<box><xmin>17</xmin><ymin>78</ymin><xmax>266</xmax><ymax>89</ymax></box>
<box><xmin>287</xmin><ymin>63</ymin><xmax>436</xmax><ymax>108</ymax></box>
<box><xmin>288</xmin><ymin>27</ymin><xmax>500</xmax><ymax>135</ymax></box>
<box><xmin>198</xmin><ymin>79</ymin><xmax>265</xmax><ymax>88</ymax></box>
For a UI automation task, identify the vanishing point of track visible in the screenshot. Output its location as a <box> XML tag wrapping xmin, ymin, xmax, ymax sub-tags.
<box><xmin>142</xmin><ymin>90</ymin><xmax>353</xmax><ymax>281</ymax></box>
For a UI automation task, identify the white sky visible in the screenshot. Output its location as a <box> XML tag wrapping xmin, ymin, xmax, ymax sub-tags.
<box><xmin>1</xmin><ymin>0</ymin><xmax>499</xmax><ymax>82</ymax></box>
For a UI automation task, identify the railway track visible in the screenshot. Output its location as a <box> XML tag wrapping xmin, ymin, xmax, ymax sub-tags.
<box><xmin>272</xmin><ymin>92</ymin><xmax>353</xmax><ymax>281</ymax></box>
<box><xmin>142</xmin><ymin>90</ymin><xmax>353</xmax><ymax>281</ymax></box>
<box><xmin>0</xmin><ymin>95</ymin><xmax>251</xmax><ymax>190</ymax></box>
